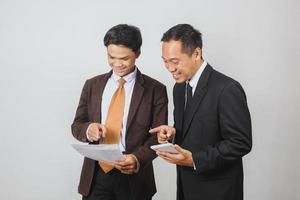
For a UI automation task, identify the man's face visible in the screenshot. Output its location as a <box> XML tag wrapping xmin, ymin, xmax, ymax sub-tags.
<box><xmin>107</xmin><ymin>44</ymin><xmax>139</xmax><ymax>77</ymax></box>
<box><xmin>162</xmin><ymin>40</ymin><xmax>201</xmax><ymax>83</ymax></box>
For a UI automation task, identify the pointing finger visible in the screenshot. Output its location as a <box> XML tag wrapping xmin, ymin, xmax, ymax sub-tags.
<box><xmin>149</xmin><ymin>126</ymin><xmax>163</xmax><ymax>133</ymax></box>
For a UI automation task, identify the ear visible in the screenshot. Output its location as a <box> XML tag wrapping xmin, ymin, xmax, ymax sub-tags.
<box><xmin>193</xmin><ymin>47</ymin><xmax>202</xmax><ymax>61</ymax></box>
<box><xmin>135</xmin><ymin>49</ymin><xmax>141</xmax><ymax>59</ymax></box>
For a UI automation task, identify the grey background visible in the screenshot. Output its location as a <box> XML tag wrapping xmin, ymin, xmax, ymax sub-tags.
<box><xmin>0</xmin><ymin>0</ymin><xmax>299</xmax><ymax>199</ymax></box>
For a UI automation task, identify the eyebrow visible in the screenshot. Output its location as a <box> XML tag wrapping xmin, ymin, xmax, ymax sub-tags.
<box><xmin>162</xmin><ymin>56</ymin><xmax>179</xmax><ymax>62</ymax></box>
<box><xmin>108</xmin><ymin>54</ymin><xmax>129</xmax><ymax>60</ymax></box>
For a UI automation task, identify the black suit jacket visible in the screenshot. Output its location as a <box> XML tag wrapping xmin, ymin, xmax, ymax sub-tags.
<box><xmin>173</xmin><ymin>64</ymin><xmax>252</xmax><ymax>200</ymax></box>
<box><xmin>71</xmin><ymin>69</ymin><xmax>168</xmax><ymax>199</ymax></box>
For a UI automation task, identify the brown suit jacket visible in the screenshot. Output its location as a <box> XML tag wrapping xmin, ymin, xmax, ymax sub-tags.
<box><xmin>71</xmin><ymin>69</ymin><xmax>168</xmax><ymax>199</ymax></box>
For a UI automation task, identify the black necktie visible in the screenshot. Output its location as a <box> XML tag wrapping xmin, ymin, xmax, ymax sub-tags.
<box><xmin>177</xmin><ymin>81</ymin><xmax>192</xmax><ymax>144</ymax></box>
<box><xmin>184</xmin><ymin>81</ymin><xmax>192</xmax><ymax>111</ymax></box>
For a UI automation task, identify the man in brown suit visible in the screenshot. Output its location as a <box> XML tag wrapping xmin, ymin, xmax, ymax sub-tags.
<box><xmin>71</xmin><ymin>24</ymin><xmax>168</xmax><ymax>200</ymax></box>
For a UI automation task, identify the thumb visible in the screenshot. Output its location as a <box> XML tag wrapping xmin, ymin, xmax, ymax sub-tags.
<box><xmin>166</xmin><ymin>129</ymin><xmax>174</xmax><ymax>137</ymax></box>
<box><xmin>98</xmin><ymin>124</ymin><xmax>107</xmax><ymax>138</ymax></box>
<box><xmin>174</xmin><ymin>145</ymin><xmax>187</xmax><ymax>155</ymax></box>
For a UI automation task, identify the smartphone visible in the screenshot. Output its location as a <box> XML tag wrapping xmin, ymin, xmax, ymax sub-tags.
<box><xmin>150</xmin><ymin>143</ymin><xmax>179</xmax><ymax>154</ymax></box>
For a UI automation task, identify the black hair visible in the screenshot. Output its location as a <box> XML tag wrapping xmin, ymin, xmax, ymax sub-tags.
<box><xmin>104</xmin><ymin>24</ymin><xmax>142</xmax><ymax>53</ymax></box>
<box><xmin>161</xmin><ymin>24</ymin><xmax>202</xmax><ymax>55</ymax></box>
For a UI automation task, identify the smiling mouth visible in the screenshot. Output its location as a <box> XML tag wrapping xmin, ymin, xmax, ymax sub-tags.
<box><xmin>173</xmin><ymin>74</ymin><xmax>180</xmax><ymax>78</ymax></box>
<box><xmin>116</xmin><ymin>67</ymin><xmax>126</xmax><ymax>71</ymax></box>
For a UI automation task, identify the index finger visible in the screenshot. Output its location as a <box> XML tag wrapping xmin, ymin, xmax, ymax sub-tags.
<box><xmin>114</xmin><ymin>160</ymin><xmax>128</xmax><ymax>168</ymax></box>
<box><xmin>149</xmin><ymin>126</ymin><xmax>163</xmax><ymax>134</ymax></box>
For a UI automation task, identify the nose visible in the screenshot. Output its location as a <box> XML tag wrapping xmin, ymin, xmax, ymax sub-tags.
<box><xmin>113</xmin><ymin>59</ymin><xmax>123</xmax><ymax>67</ymax></box>
<box><xmin>166</xmin><ymin>64</ymin><xmax>176</xmax><ymax>73</ymax></box>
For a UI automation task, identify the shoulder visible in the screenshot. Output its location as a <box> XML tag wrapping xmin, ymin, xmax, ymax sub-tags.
<box><xmin>209</xmin><ymin>67</ymin><xmax>246</xmax><ymax>100</ymax></box>
<box><xmin>209</xmin><ymin>66</ymin><xmax>242</xmax><ymax>90</ymax></box>
<box><xmin>81</xmin><ymin>71</ymin><xmax>111</xmax><ymax>88</ymax></box>
<box><xmin>86</xmin><ymin>72</ymin><xmax>110</xmax><ymax>84</ymax></box>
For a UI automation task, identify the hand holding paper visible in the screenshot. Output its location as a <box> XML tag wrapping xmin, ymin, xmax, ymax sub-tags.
<box><xmin>114</xmin><ymin>154</ymin><xmax>137</xmax><ymax>175</ymax></box>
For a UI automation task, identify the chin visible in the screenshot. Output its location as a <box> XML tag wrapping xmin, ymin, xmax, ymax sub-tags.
<box><xmin>174</xmin><ymin>77</ymin><xmax>185</xmax><ymax>83</ymax></box>
<box><xmin>115</xmin><ymin>71</ymin><xmax>126</xmax><ymax>77</ymax></box>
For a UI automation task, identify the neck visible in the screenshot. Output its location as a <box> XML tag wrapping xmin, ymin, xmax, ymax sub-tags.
<box><xmin>190</xmin><ymin>59</ymin><xmax>204</xmax><ymax>79</ymax></box>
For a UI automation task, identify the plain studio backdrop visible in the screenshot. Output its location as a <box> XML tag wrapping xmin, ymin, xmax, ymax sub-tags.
<box><xmin>0</xmin><ymin>0</ymin><xmax>299</xmax><ymax>199</ymax></box>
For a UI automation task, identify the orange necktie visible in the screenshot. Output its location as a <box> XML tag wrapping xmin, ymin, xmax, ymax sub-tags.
<box><xmin>99</xmin><ymin>78</ymin><xmax>126</xmax><ymax>173</ymax></box>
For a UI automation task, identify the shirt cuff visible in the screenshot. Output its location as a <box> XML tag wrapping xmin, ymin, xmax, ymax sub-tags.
<box><xmin>193</xmin><ymin>161</ymin><xmax>197</xmax><ymax>170</ymax></box>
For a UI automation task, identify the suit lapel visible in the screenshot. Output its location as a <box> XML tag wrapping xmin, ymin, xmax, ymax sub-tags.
<box><xmin>182</xmin><ymin>64</ymin><xmax>213</xmax><ymax>138</ymax></box>
<box><xmin>91</xmin><ymin>71</ymin><xmax>112</xmax><ymax>123</ymax></box>
<box><xmin>126</xmin><ymin>69</ymin><xmax>145</xmax><ymax>133</ymax></box>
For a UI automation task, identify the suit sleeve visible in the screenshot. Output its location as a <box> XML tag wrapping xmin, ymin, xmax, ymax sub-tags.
<box><xmin>71</xmin><ymin>80</ymin><xmax>92</xmax><ymax>143</ymax></box>
<box><xmin>133</xmin><ymin>85</ymin><xmax>168</xmax><ymax>166</ymax></box>
<box><xmin>192</xmin><ymin>82</ymin><xmax>252</xmax><ymax>173</ymax></box>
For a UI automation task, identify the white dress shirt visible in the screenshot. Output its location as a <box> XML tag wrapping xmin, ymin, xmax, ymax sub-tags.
<box><xmin>188</xmin><ymin>61</ymin><xmax>207</xmax><ymax>96</ymax></box>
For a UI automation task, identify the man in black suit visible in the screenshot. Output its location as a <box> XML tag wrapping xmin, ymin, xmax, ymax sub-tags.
<box><xmin>150</xmin><ymin>24</ymin><xmax>252</xmax><ymax>200</ymax></box>
<box><xmin>72</xmin><ymin>24</ymin><xmax>168</xmax><ymax>200</ymax></box>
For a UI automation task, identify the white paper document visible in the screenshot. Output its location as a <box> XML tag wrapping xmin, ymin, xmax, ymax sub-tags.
<box><xmin>72</xmin><ymin>143</ymin><xmax>125</xmax><ymax>163</ymax></box>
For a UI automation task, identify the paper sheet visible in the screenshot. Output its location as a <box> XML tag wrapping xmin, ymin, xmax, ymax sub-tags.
<box><xmin>72</xmin><ymin>143</ymin><xmax>125</xmax><ymax>163</ymax></box>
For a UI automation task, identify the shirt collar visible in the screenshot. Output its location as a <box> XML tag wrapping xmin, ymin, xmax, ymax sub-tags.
<box><xmin>111</xmin><ymin>66</ymin><xmax>137</xmax><ymax>84</ymax></box>
<box><xmin>188</xmin><ymin>61</ymin><xmax>207</xmax><ymax>88</ymax></box>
